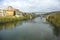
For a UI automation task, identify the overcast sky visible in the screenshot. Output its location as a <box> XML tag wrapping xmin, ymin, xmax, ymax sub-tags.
<box><xmin>0</xmin><ymin>0</ymin><xmax>60</xmax><ymax>12</ymax></box>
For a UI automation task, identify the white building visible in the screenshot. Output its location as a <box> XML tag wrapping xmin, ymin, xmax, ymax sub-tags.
<box><xmin>15</xmin><ymin>9</ymin><xmax>23</xmax><ymax>17</ymax></box>
<box><xmin>0</xmin><ymin>9</ymin><xmax>4</xmax><ymax>16</ymax></box>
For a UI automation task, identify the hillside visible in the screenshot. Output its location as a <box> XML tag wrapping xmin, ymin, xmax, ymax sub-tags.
<box><xmin>46</xmin><ymin>11</ymin><xmax>60</xmax><ymax>28</ymax></box>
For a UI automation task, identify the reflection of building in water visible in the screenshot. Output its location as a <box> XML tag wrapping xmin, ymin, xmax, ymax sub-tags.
<box><xmin>0</xmin><ymin>26</ymin><xmax>3</xmax><ymax>30</ymax></box>
<box><xmin>0</xmin><ymin>21</ymin><xmax>23</xmax><ymax>31</ymax></box>
<box><xmin>5</xmin><ymin>23</ymin><xmax>15</xmax><ymax>29</ymax></box>
<box><xmin>0</xmin><ymin>23</ymin><xmax>15</xmax><ymax>31</ymax></box>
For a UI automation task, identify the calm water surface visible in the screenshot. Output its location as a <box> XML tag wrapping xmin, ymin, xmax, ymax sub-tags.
<box><xmin>0</xmin><ymin>17</ymin><xmax>60</xmax><ymax>40</ymax></box>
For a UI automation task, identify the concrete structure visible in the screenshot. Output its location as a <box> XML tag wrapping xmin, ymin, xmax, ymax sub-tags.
<box><xmin>3</xmin><ymin>10</ymin><xmax>6</xmax><ymax>16</ymax></box>
<box><xmin>6</xmin><ymin>6</ymin><xmax>15</xmax><ymax>16</ymax></box>
<box><xmin>7</xmin><ymin>6</ymin><xmax>14</xmax><ymax>10</ymax></box>
<box><xmin>0</xmin><ymin>6</ymin><xmax>23</xmax><ymax>17</ymax></box>
<box><xmin>6</xmin><ymin>10</ymin><xmax>14</xmax><ymax>16</ymax></box>
<box><xmin>15</xmin><ymin>9</ymin><xmax>23</xmax><ymax>17</ymax></box>
<box><xmin>0</xmin><ymin>9</ymin><xmax>4</xmax><ymax>16</ymax></box>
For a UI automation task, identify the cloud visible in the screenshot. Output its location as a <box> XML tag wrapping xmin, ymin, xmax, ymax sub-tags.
<box><xmin>0</xmin><ymin>0</ymin><xmax>60</xmax><ymax>12</ymax></box>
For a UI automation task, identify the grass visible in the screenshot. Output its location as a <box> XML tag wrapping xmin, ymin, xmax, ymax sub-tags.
<box><xmin>46</xmin><ymin>13</ymin><xmax>60</xmax><ymax>28</ymax></box>
<box><xmin>0</xmin><ymin>14</ymin><xmax>36</xmax><ymax>23</ymax></box>
<box><xmin>0</xmin><ymin>16</ymin><xmax>30</xmax><ymax>23</ymax></box>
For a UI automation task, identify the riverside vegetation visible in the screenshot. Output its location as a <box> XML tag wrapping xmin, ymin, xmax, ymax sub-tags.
<box><xmin>0</xmin><ymin>15</ymin><xmax>36</xmax><ymax>23</ymax></box>
<box><xmin>46</xmin><ymin>12</ymin><xmax>60</xmax><ymax>28</ymax></box>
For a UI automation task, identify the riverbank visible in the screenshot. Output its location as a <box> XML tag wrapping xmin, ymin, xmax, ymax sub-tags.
<box><xmin>0</xmin><ymin>15</ymin><xmax>36</xmax><ymax>23</ymax></box>
<box><xmin>46</xmin><ymin>13</ymin><xmax>60</xmax><ymax>28</ymax></box>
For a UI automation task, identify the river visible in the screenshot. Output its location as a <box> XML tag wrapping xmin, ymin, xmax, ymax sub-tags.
<box><xmin>0</xmin><ymin>17</ymin><xmax>60</xmax><ymax>40</ymax></box>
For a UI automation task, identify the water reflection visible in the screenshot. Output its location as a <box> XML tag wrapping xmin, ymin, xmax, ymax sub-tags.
<box><xmin>53</xmin><ymin>27</ymin><xmax>60</xmax><ymax>36</ymax></box>
<box><xmin>0</xmin><ymin>17</ymin><xmax>60</xmax><ymax>40</ymax></box>
<box><xmin>0</xmin><ymin>21</ymin><xmax>23</xmax><ymax>31</ymax></box>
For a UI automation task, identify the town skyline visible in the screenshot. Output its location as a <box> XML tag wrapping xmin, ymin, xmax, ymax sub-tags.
<box><xmin>0</xmin><ymin>0</ymin><xmax>60</xmax><ymax>12</ymax></box>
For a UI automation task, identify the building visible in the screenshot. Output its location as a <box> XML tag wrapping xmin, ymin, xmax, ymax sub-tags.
<box><xmin>6</xmin><ymin>10</ymin><xmax>15</xmax><ymax>16</ymax></box>
<box><xmin>6</xmin><ymin>6</ymin><xmax>15</xmax><ymax>16</ymax></box>
<box><xmin>0</xmin><ymin>6</ymin><xmax>23</xmax><ymax>17</ymax></box>
<box><xmin>15</xmin><ymin>9</ymin><xmax>23</xmax><ymax>17</ymax></box>
<box><xmin>0</xmin><ymin>9</ymin><xmax>4</xmax><ymax>16</ymax></box>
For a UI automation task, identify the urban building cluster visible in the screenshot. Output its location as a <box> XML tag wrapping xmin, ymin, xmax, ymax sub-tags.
<box><xmin>0</xmin><ymin>6</ymin><xmax>23</xmax><ymax>17</ymax></box>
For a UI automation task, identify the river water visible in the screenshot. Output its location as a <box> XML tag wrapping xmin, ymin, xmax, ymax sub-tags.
<box><xmin>0</xmin><ymin>17</ymin><xmax>60</xmax><ymax>40</ymax></box>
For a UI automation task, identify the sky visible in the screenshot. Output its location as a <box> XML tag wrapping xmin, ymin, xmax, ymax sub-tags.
<box><xmin>0</xmin><ymin>0</ymin><xmax>60</xmax><ymax>12</ymax></box>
